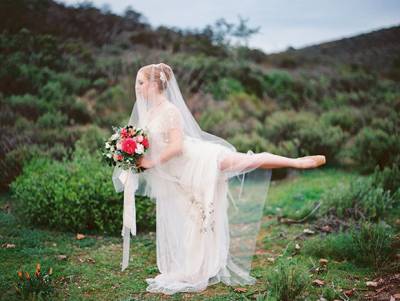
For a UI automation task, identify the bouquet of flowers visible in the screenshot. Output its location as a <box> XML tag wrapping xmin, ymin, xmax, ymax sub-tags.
<box><xmin>102</xmin><ymin>125</ymin><xmax>150</xmax><ymax>172</ymax></box>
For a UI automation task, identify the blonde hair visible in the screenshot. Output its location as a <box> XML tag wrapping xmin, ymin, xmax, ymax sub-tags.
<box><xmin>140</xmin><ymin>63</ymin><xmax>173</xmax><ymax>93</ymax></box>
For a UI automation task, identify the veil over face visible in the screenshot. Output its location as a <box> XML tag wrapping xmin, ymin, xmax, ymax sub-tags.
<box><xmin>112</xmin><ymin>63</ymin><xmax>272</xmax><ymax>290</ymax></box>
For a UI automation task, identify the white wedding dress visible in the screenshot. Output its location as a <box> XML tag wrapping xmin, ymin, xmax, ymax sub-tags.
<box><xmin>134</xmin><ymin>101</ymin><xmax>271</xmax><ymax>295</ymax></box>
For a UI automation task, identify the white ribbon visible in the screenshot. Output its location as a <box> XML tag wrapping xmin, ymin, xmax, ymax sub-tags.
<box><xmin>118</xmin><ymin>167</ymin><xmax>139</xmax><ymax>271</ymax></box>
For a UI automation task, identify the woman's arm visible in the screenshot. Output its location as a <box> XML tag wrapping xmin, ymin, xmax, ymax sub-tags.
<box><xmin>137</xmin><ymin>127</ymin><xmax>183</xmax><ymax>169</ymax></box>
<box><xmin>156</xmin><ymin>127</ymin><xmax>184</xmax><ymax>164</ymax></box>
<box><xmin>138</xmin><ymin>105</ymin><xmax>184</xmax><ymax>169</ymax></box>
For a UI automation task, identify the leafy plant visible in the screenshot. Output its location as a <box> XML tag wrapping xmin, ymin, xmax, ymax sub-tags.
<box><xmin>15</xmin><ymin>263</ymin><xmax>55</xmax><ymax>300</ymax></box>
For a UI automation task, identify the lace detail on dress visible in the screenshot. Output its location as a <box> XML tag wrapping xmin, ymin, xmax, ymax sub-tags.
<box><xmin>162</xmin><ymin>104</ymin><xmax>184</xmax><ymax>133</ymax></box>
<box><xmin>188</xmin><ymin>192</ymin><xmax>216</xmax><ymax>234</ymax></box>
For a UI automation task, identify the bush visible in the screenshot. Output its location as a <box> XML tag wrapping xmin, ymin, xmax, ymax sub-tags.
<box><xmin>302</xmin><ymin>221</ymin><xmax>396</xmax><ymax>269</ymax></box>
<box><xmin>296</xmin><ymin>119</ymin><xmax>347</xmax><ymax>163</ymax></box>
<box><xmin>371</xmin><ymin>158</ymin><xmax>400</xmax><ymax>195</ymax></box>
<box><xmin>205</xmin><ymin>77</ymin><xmax>245</xmax><ymax>100</ymax></box>
<box><xmin>351</xmin><ymin>126</ymin><xmax>400</xmax><ymax>173</ymax></box>
<box><xmin>267</xmin><ymin>259</ymin><xmax>310</xmax><ymax>301</ymax></box>
<box><xmin>228</xmin><ymin>132</ymin><xmax>272</xmax><ymax>153</ymax></box>
<box><xmin>75</xmin><ymin>125</ymin><xmax>108</xmax><ymax>153</ymax></box>
<box><xmin>319</xmin><ymin>176</ymin><xmax>399</xmax><ymax>221</ymax></box>
<box><xmin>264</xmin><ymin>110</ymin><xmax>312</xmax><ymax>143</ymax></box>
<box><xmin>351</xmin><ymin>221</ymin><xmax>396</xmax><ymax>269</ymax></box>
<box><xmin>265</xmin><ymin>111</ymin><xmax>346</xmax><ymax>163</ymax></box>
<box><xmin>6</xmin><ymin>94</ymin><xmax>50</xmax><ymax>121</ymax></box>
<box><xmin>1</xmin><ymin>142</ymin><xmax>43</xmax><ymax>192</ymax></box>
<box><xmin>10</xmin><ymin>145</ymin><xmax>155</xmax><ymax>234</ymax></box>
<box><xmin>320</xmin><ymin>107</ymin><xmax>364</xmax><ymax>135</ymax></box>
<box><xmin>36</xmin><ymin>111</ymin><xmax>69</xmax><ymax>129</ymax></box>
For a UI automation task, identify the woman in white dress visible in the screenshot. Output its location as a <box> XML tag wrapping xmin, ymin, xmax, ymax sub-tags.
<box><xmin>112</xmin><ymin>63</ymin><xmax>326</xmax><ymax>295</ymax></box>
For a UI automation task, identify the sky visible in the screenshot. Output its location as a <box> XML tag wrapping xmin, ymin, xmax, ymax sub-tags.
<box><xmin>57</xmin><ymin>0</ymin><xmax>400</xmax><ymax>54</ymax></box>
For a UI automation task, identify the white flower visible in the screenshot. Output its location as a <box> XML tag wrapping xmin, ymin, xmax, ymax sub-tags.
<box><xmin>135</xmin><ymin>143</ymin><xmax>144</xmax><ymax>154</ymax></box>
<box><xmin>160</xmin><ymin>71</ymin><xmax>166</xmax><ymax>83</ymax></box>
<box><xmin>105</xmin><ymin>142</ymin><xmax>111</xmax><ymax>149</ymax></box>
<box><xmin>106</xmin><ymin>153</ymin><xmax>112</xmax><ymax>158</ymax></box>
<box><xmin>110</xmin><ymin>145</ymin><xmax>115</xmax><ymax>151</ymax></box>
<box><xmin>111</xmin><ymin>133</ymin><xmax>119</xmax><ymax>141</ymax></box>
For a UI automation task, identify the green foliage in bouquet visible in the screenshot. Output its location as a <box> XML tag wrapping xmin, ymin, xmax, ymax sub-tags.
<box><xmin>102</xmin><ymin>125</ymin><xmax>150</xmax><ymax>172</ymax></box>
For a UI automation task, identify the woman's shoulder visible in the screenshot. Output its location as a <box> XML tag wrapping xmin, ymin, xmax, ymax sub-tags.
<box><xmin>163</xmin><ymin>102</ymin><xmax>183</xmax><ymax>120</ymax></box>
<box><xmin>163</xmin><ymin>101</ymin><xmax>180</xmax><ymax>112</ymax></box>
<box><xmin>152</xmin><ymin>101</ymin><xmax>184</xmax><ymax>132</ymax></box>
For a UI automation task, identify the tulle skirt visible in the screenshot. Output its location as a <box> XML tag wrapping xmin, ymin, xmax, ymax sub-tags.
<box><xmin>141</xmin><ymin>136</ymin><xmax>269</xmax><ymax>295</ymax></box>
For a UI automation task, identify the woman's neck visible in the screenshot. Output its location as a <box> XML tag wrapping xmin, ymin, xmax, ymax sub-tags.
<box><xmin>151</xmin><ymin>94</ymin><xmax>167</xmax><ymax>107</ymax></box>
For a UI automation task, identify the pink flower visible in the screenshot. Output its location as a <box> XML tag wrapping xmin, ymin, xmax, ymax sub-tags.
<box><xmin>121</xmin><ymin>128</ymin><xmax>128</xmax><ymax>138</ymax></box>
<box><xmin>121</xmin><ymin>138</ymin><xmax>137</xmax><ymax>154</ymax></box>
<box><xmin>142</xmin><ymin>137</ymin><xmax>149</xmax><ymax>149</ymax></box>
<box><xmin>113</xmin><ymin>153</ymin><xmax>123</xmax><ymax>161</ymax></box>
<box><xmin>136</xmin><ymin>135</ymin><xmax>143</xmax><ymax>142</ymax></box>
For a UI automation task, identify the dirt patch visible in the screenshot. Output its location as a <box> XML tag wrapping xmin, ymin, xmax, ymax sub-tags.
<box><xmin>363</xmin><ymin>273</ymin><xmax>400</xmax><ymax>301</ymax></box>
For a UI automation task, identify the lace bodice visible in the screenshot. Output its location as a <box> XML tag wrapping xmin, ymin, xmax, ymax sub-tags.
<box><xmin>145</xmin><ymin>101</ymin><xmax>184</xmax><ymax>144</ymax></box>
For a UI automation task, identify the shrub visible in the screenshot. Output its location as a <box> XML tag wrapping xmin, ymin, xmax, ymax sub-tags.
<box><xmin>264</xmin><ymin>110</ymin><xmax>312</xmax><ymax>143</ymax></box>
<box><xmin>205</xmin><ymin>77</ymin><xmax>245</xmax><ymax>100</ymax></box>
<box><xmin>319</xmin><ymin>176</ymin><xmax>398</xmax><ymax>221</ymax></box>
<box><xmin>371</xmin><ymin>158</ymin><xmax>400</xmax><ymax>195</ymax></box>
<box><xmin>267</xmin><ymin>259</ymin><xmax>310</xmax><ymax>301</ymax></box>
<box><xmin>351</xmin><ymin>221</ymin><xmax>396</xmax><ymax>269</ymax></box>
<box><xmin>36</xmin><ymin>111</ymin><xmax>69</xmax><ymax>129</ymax></box>
<box><xmin>75</xmin><ymin>125</ymin><xmax>108</xmax><ymax>153</ymax></box>
<box><xmin>296</xmin><ymin>119</ymin><xmax>347</xmax><ymax>163</ymax></box>
<box><xmin>302</xmin><ymin>221</ymin><xmax>396</xmax><ymax>269</ymax></box>
<box><xmin>1</xmin><ymin>142</ymin><xmax>43</xmax><ymax>192</ymax></box>
<box><xmin>320</xmin><ymin>107</ymin><xmax>364</xmax><ymax>135</ymax></box>
<box><xmin>50</xmin><ymin>72</ymin><xmax>91</xmax><ymax>95</ymax></box>
<box><xmin>10</xmin><ymin>145</ymin><xmax>155</xmax><ymax>234</ymax></box>
<box><xmin>351</xmin><ymin>126</ymin><xmax>400</xmax><ymax>173</ymax></box>
<box><xmin>264</xmin><ymin>110</ymin><xmax>347</xmax><ymax>163</ymax></box>
<box><xmin>6</xmin><ymin>94</ymin><xmax>50</xmax><ymax>121</ymax></box>
<box><xmin>229</xmin><ymin>132</ymin><xmax>272</xmax><ymax>153</ymax></box>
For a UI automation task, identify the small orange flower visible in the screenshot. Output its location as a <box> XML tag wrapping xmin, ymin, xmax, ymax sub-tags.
<box><xmin>17</xmin><ymin>271</ymin><xmax>23</xmax><ymax>279</ymax></box>
<box><xmin>24</xmin><ymin>271</ymin><xmax>30</xmax><ymax>280</ymax></box>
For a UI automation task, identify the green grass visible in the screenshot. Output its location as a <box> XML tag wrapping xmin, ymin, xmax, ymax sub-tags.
<box><xmin>1</xmin><ymin>167</ymin><xmax>396</xmax><ymax>300</ymax></box>
<box><xmin>265</xmin><ymin>167</ymin><xmax>358</xmax><ymax>218</ymax></box>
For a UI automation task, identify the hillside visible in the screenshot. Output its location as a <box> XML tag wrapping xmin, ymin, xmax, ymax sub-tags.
<box><xmin>265</xmin><ymin>25</ymin><xmax>400</xmax><ymax>80</ymax></box>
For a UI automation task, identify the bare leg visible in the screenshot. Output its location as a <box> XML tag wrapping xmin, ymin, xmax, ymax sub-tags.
<box><xmin>219</xmin><ymin>151</ymin><xmax>326</xmax><ymax>172</ymax></box>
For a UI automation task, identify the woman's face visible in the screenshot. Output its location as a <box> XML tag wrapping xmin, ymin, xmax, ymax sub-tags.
<box><xmin>135</xmin><ymin>70</ymin><xmax>158</xmax><ymax>100</ymax></box>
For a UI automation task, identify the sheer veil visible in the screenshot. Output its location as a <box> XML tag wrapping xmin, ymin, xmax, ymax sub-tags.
<box><xmin>112</xmin><ymin>63</ymin><xmax>272</xmax><ymax>286</ymax></box>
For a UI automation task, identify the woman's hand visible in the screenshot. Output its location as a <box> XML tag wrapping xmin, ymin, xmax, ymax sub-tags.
<box><xmin>137</xmin><ymin>156</ymin><xmax>155</xmax><ymax>169</ymax></box>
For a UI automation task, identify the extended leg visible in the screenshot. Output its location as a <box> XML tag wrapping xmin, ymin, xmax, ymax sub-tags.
<box><xmin>219</xmin><ymin>151</ymin><xmax>325</xmax><ymax>172</ymax></box>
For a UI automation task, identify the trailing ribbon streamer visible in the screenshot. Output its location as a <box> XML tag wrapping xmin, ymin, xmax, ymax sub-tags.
<box><xmin>117</xmin><ymin>167</ymin><xmax>139</xmax><ymax>271</ymax></box>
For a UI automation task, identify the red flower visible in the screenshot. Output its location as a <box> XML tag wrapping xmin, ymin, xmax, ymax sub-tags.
<box><xmin>142</xmin><ymin>137</ymin><xmax>149</xmax><ymax>149</ymax></box>
<box><xmin>113</xmin><ymin>154</ymin><xmax>123</xmax><ymax>161</ymax></box>
<box><xmin>121</xmin><ymin>138</ymin><xmax>136</xmax><ymax>154</ymax></box>
<box><xmin>120</xmin><ymin>128</ymin><xmax>129</xmax><ymax>138</ymax></box>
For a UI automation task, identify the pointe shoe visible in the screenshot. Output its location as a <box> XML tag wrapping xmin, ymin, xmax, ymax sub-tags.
<box><xmin>295</xmin><ymin>155</ymin><xmax>326</xmax><ymax>169</ymax></box>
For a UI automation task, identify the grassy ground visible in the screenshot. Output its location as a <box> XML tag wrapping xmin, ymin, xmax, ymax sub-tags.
<box><xmin>0</xmin><ymin>167</ymin><xmax>395</xmax><ymax>300</ymax></box>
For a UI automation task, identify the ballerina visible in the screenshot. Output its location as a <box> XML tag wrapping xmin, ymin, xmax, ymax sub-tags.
<box><xmin>112</xmin><ymin>63</ymin><xmax>326</xmax><ymax>295</ymax></box>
